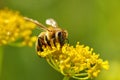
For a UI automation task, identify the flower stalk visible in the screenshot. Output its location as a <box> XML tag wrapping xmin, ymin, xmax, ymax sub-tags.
<box><xmin>63</xmin><ymin>76</ymin><xmax>70</xmax><ymax>80</ymax></box>
<box><xmin>0</xmin><ymin>47</ymin><xmax>3</xmax><ymax>78</ymax></box>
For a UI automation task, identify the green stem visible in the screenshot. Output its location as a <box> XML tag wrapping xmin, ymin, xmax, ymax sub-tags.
<box><xmin>0</xmin><ymin>46</ymin><xmax>3</xmax><ymax>78</ymax></box>
<box><xmin>63</xmin><ymin>76</ymin><xmax>70</xmax><ymax>80</ymax></box>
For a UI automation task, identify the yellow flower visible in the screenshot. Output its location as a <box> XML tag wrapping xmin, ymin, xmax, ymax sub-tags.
<box><xmin>37</xmin><ymin>42</ymin><xmax>109</xmax><ymax>79</ymax></box>
<box><xmin>0</xmin><ymin>8</ymin><xmax>37</xmax><ymax>47</ymax></box>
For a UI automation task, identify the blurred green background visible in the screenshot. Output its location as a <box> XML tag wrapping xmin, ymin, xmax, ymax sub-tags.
<box><xmin>0</xmin><ymin>0</ymin><xmax>120</xmax><ymax>80</ymax></box>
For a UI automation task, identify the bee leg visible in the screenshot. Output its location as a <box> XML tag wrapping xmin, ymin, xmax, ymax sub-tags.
<box><xmin>37</xmin><ymin>37</ymin><xmax>44</xmax><ymax>52</ymax></box>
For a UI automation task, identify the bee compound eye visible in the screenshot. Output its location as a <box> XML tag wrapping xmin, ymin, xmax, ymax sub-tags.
<box><xmin>57</xmin><ymin>32</ymin><xmax>62</xmax><ymax>37</ymax></box>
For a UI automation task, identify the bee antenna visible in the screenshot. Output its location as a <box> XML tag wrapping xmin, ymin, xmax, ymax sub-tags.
<box><xmin>24</xmin><ymin>17</ymin><xmax>49</xmax><ymax>31</ymax></box>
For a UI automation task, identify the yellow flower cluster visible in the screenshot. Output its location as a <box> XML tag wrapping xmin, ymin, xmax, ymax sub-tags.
<box><xmin>0</xmin><ymin>8</ymin><xmax>37</xmax><ymax>47</ymax></box>
<box><xmin>38</xmin><ymin>42</ymin><xmax>109</xmax><ymax>79</ymax></box>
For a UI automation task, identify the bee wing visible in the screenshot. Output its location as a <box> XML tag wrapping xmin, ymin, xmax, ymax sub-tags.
<box><xmin>46</xmin><ymin>18</ymin><xmax>58</xmax><ymax>27</ymax></box>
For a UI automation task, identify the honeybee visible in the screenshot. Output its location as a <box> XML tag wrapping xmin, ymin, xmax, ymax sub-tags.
<box><xmin>24</xmin><ymin>17</ymin><xmax>68</xmax><ymax>52</ymax></box>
